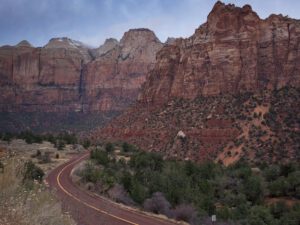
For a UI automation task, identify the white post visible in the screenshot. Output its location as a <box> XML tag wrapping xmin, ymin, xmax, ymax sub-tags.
<box><xmin>212</xmin><ymin>214</ymin><xmax>216</xmax><ymax>224</ymax></box>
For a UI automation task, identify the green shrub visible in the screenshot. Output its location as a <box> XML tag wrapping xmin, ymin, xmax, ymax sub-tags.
<box><xmin>91</xmin><ymin>149</ymin><xmax>110</xmax><ymax>166</ymax></box>
<box><xmin>2</xmin><ymin>132</ymin><xmax>13</xmax><ymax>143</ymax></box>
<box><xmin>264</xmin><ymin>165</ymin><xmax>281</xmax><ymax>181</ymax></box>
<box><xmin>82</xmin><ymin>162</ymin><xmax>100</xmax><ymax>183</ymax></box>
<box><xmin>55</xmin><ymin>140</ymin><xmax>65</xmax><ymax>150</ymax></box>
<box><xmin>121</xmin><ymin>172</ymin><xmax>133</xmax><ymax>191</ymax></box>
<box><xmin>270</xmin><ymin>201</ymin><xmax>288</xmax><ymax>219</ymax></box>
<box><xmin>83</xmin><ymin>139</ymin><xmax>91</xmax><ymax>149</ymax></box>
<box><xmin>243</xmin><ymin>176</ymin><xmax>265</xmax><ymax>204</ymax></box>
<box><xmin>40</xmin><ymin>152</ymin><xmax>51</xmax><ymax>163</ymax></box>
<box><xmin>36</xmin><ymin>150</ymin><xmax>41</xmax><ymax>157</ymax></box>
<box><xmin>279</xmin><ymin>204</ymin><xmax>300</xmax><ymax>225</ymax></box>
<box><xmin>22</xmin><ymin>161</ymin><xmax>44</xmax><ymax>183</ymax></box>
<box><xmin>269</xmin><ymin>177</ymin><xmax>290</xmax><ymax>197</ymax></box>
<box><xmin>129</xmin><ymin>179</ymin><xmax>148</xmax><ymax>204</ymax></box>
<box><xmin>105</xmin><ymin>142</ymin><xmax>114</xmax><ymax>153</ymax></box>
<box><xmin>129</xmin><ymin>152</ymin><xmax>163</xmax><ymax>172</ymax></box>
<box><xmin>19</xmin><ymin>131</ymin><xmax>43</xmax><ymax>144</ymax></box>
<box><xmin>245</xmin><ymin>206</ymin><xmax>274</xmax><ymax>225</ymax></box>
<box><xmin>287</xmin><ymin>171</ymin><xmax>300</xmax><ymax>194</ymax></box>
<box><xmin>61</xmin><ymin>132</ymin><xmax>77</xmax><ymax>144</ymax></box>
<box><xmin>122</xmin><ymin>142</ymin><xmax>136</xmax><ymax>152</ymax></box>
<box><xmin>0</xmin><ymin>161</ymin><xmax>4</xmax><ymax>173</ymax></box>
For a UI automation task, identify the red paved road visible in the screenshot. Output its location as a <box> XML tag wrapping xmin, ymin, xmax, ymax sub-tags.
<box><xmin>46</xmin><ymin>152</ymin><xmax>178</xmax><ymax>225</ymax></box>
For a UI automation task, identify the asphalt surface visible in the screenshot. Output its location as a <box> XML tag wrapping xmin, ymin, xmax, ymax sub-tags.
<box><xmin>46</xmin><ymin>152</ymin><xmax>178</xmax><ymax>225</ymax></box>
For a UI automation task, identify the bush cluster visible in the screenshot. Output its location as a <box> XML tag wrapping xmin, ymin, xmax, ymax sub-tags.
<box><xmin>80</xmin><ymin>144</ymin><xmax>300</xmax><ymax>224</ymax></box>
<box><xmin>22</xmin><ymin>161</ymin><xmax>45</xmax><ymax>183</ymax></box>
<box><xmin>0</xmin><ymin>131</ymin><xmax>80</xmax><ymax>151</ymax></box>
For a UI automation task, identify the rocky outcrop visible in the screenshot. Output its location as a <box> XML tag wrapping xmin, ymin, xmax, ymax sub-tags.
<box><xmin>0</xmin><ymin>29</ymin><xmax>162</xmax><ymax>114</ymax></box>
<box><xmin>16</xmin><ymin>40</ymin><xmax>33</xmax><ymax>47</ymax></box>
<box><xmin>94</xmin><ymin>2</ymin><xmax>300</xmax><ymax>163</ymax></box>
<box><xmin>83</xmin><ymin>28</ymin><xmax>163</xmax><ymax>111</ymax></box>
<box><xmin>165</xmin><ymin>37</ymin><xmax>176</xmax><ymax>45</ymax></box>
<box><xmin>139</xmin><ymin>1</ymin><xmax>300</xmax><ymax>104</ymax></box>
<box><xmin>44</xmin><ymin>37</ymin><xmax>92</xmax><ymax>63</ymax></box>
<box><xmin>93</xmin><ymin>38</ymin><xmax>119</xmax><ymax>57</ymax></box>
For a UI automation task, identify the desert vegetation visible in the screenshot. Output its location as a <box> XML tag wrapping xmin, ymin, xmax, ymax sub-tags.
<box><xmin>0</xmin><ymin>111</ymin><xmax>121</xmax><ymax>133</ymax></box>
<box><xmin>0</xmin><ymin>131</ymin><xmax>89</xmax><ymax>152</ymax></box>
<box><xmin>100</xmin><ymin>87</ymin><xmax>299</xmax><ymax>165</ymax></box>
<box><xmin>76</xmin><ymin>142</ymin><xmax>300</xmax><ymax>225</ymax></box>
<box><xmin>0</xmin><ymin>158</ymin><xmax>75</xmax><ymax>225</ymax></box>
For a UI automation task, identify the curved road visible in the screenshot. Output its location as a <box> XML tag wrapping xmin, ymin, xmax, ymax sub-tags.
<box><xmin>46</xmin><ymin>152</ymin><xmax>178</xmax><ymax>225</ymax></box>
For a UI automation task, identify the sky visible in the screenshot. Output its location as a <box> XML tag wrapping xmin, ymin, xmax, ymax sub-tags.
<box><xmin>0</xmin><ymin>0</ymin><xmax>299</xmax><ymax>47</ymax></box>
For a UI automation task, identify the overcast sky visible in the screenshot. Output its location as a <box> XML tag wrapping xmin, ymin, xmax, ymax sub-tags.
<box><xmin>0</xmin><ymin>0</ymin><xmax>299</xmax><ymax>47</ymax></box>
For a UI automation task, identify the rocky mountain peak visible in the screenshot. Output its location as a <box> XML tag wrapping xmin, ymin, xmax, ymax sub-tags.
<box><xmin>104</xmin><ymin>38</ymin><xmax>118</xmax><ymax>45</ymax></box>
<box><xmin>165</xmin><ymin>37</ymin><xmax>176</xmax><ymax>45</ymax></box>
<box><xmin>44</xmin><ymin>37</ymin><xmax>92</xmax><ymax>62</ymax></box>
<box><xmin>95</xmin><ymin>38</ymin><xmax>119</xmax><ymax>57</ymax></box>
<box><xmin>210</xmin><ymin>1</ymin><xmax>254</xmax><ymax>15</ymax></box>
<box><xmin>16</xmin><ymin>40</ymin><xmax>33</xmax><ymax>48</ymax></box>
<box><xmin>44</xmin><ymin>37</ymin><xmax>86</xmax><ymax>49</ymax></box>
<box><xmin>120</xmin><ymin>28</ymin><xmax>161</xmax><ymax>47</ymax></box>
<box><xmin>203</xmin><ymin>1</ymin><xmax>260</xmax><ymax>37</ymax></box>
<box><xmin>118</xmin><ymin>28</ymin><xmax>163</xmax><ymax>62</ymax></box>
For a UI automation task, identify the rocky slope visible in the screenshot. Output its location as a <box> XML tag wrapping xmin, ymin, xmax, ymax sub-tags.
<box><xmin>96</xmin><ymin>87</ymin><xmax>300</xmax><ymax>164</ymax></box>
<box><xmin>0</xmin><ymin>29</ymin><xmax>162</xmax><ymax>131</ymax></box>
<box><xmin>93</xmin><ymin>2</ymin><xmax>300</xmax><ymax>164</ymax></box>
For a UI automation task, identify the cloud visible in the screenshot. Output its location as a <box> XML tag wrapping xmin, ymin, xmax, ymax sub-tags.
<box><xmin>0</xmin><ymin>0</ymin><xmax>299</xmax><ymax>47</ymax></box>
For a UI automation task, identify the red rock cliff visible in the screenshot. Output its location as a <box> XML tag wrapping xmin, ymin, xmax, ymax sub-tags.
<box><xmin>0</xmin><ymin>38</ymin><xmax>91</xmax><ymax>112</ymax></box>
<box><xmin>139</xmin><ymin>2</ymin><xmax>300</xmax><ymax>104</ymax></box>
<box><xmin>83</xmin><ymin>28</ymin><xmax>163</xmax><ymax>111</ymax></box>
<box><xmin>0</xmin><ymin>30</ymin><xmax>162</xmax><ymax>113</ymax></box>
<box><xmin>94</xmin><ymin>2</ymin><xmax>300</xmax><ymax>163</ymax></box>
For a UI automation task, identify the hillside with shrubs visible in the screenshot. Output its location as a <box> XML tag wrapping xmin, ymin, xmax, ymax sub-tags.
<box><xmin>95</xmin><ymin>87</ymin><xmax>300</xmax><ymax>165</ymax></box>
<box><xmin>75</xmin><ymin>142</ymin><xmax>300</xmax><ymax>225</ymax></box>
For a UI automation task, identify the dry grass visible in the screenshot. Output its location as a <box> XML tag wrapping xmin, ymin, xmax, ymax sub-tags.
<box><xmin>0</xmin><ymin>139</ymin><xmax>81</xmax><ymax>175</ymax></box>
<box><xmin>0</xmin><ymin>158</ymin><xmax>76</xmax><ymax>225</ymax></box>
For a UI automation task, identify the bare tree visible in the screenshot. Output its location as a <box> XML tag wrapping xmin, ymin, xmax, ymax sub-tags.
<box><xmin>108</xmin><ymin>184</ymin><xmax>134</xmax><ymax>205</ymax></box>
<box><xmin>143</xmin><ymin>192</ymin><xmax>171</xmax><ymax>216</ymax></box>
<box><xmin>172</xmin><ymin>204</ymin><xmax>199</xmax><ymax>224</ymax></box>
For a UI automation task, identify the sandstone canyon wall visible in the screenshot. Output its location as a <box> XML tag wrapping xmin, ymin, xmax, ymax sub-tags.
<box><xmin>0</xmin><ymin>38</ymin><xmax>91</xmax><ymax>113</ymax></box>
<box><xmin>139</xmin><ymin>2</ymin><xmax>300</xmax><ymax>104</ymax></box>
<box><xmin>0</xmin><ymin>29</ymin><xmax>162</xmax><ymax>131</ymax></box>
<box><xmin>83</xmin><ymin>29</ymin><xmax>163</xmax><ymax>112</ymax></box>
<box><xmin>95</xmin><ymin>2</ymin><xmax>300</xmax><ymax>164</ymax></box>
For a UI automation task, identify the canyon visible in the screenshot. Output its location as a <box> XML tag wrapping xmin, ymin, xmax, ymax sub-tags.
<box><xmin>0</xmin><ymin>1</ymin><xmax>299</xmax><ymax>163</ymax></box>
<box><xmin>93</xmin><ymin>2</ymin><xmax>300</xmax><ymax>163</ymax></box>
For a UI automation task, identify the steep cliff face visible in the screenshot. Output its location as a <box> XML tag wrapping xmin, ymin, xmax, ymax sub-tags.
<box><xmin>83</xmin><ymin>29</ymin><xmax>163</xmax><ymax>111</ymax></box>
<box><xmin>0</xmin><ymin>29</ymin><xmax>162</xmax><ymax>114</ymax></box>
<box><xmin>139</xmin><ymin>2</ymin><xmax>300</xmax><ymax>104</ymax></box>
<box><xmin>94</xmin><ymin>2</ymin><xmax>300</xmax><ymax>163</ymax></box>
<box><xmin>0</xmin><ymin>38</ymin><xmax>90</xmax><ymax>112</ymax></box>
<box><xmin>0</xmin><ymin>30</ymin><xmax>162</xmax><ymax>131</ymax></box>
